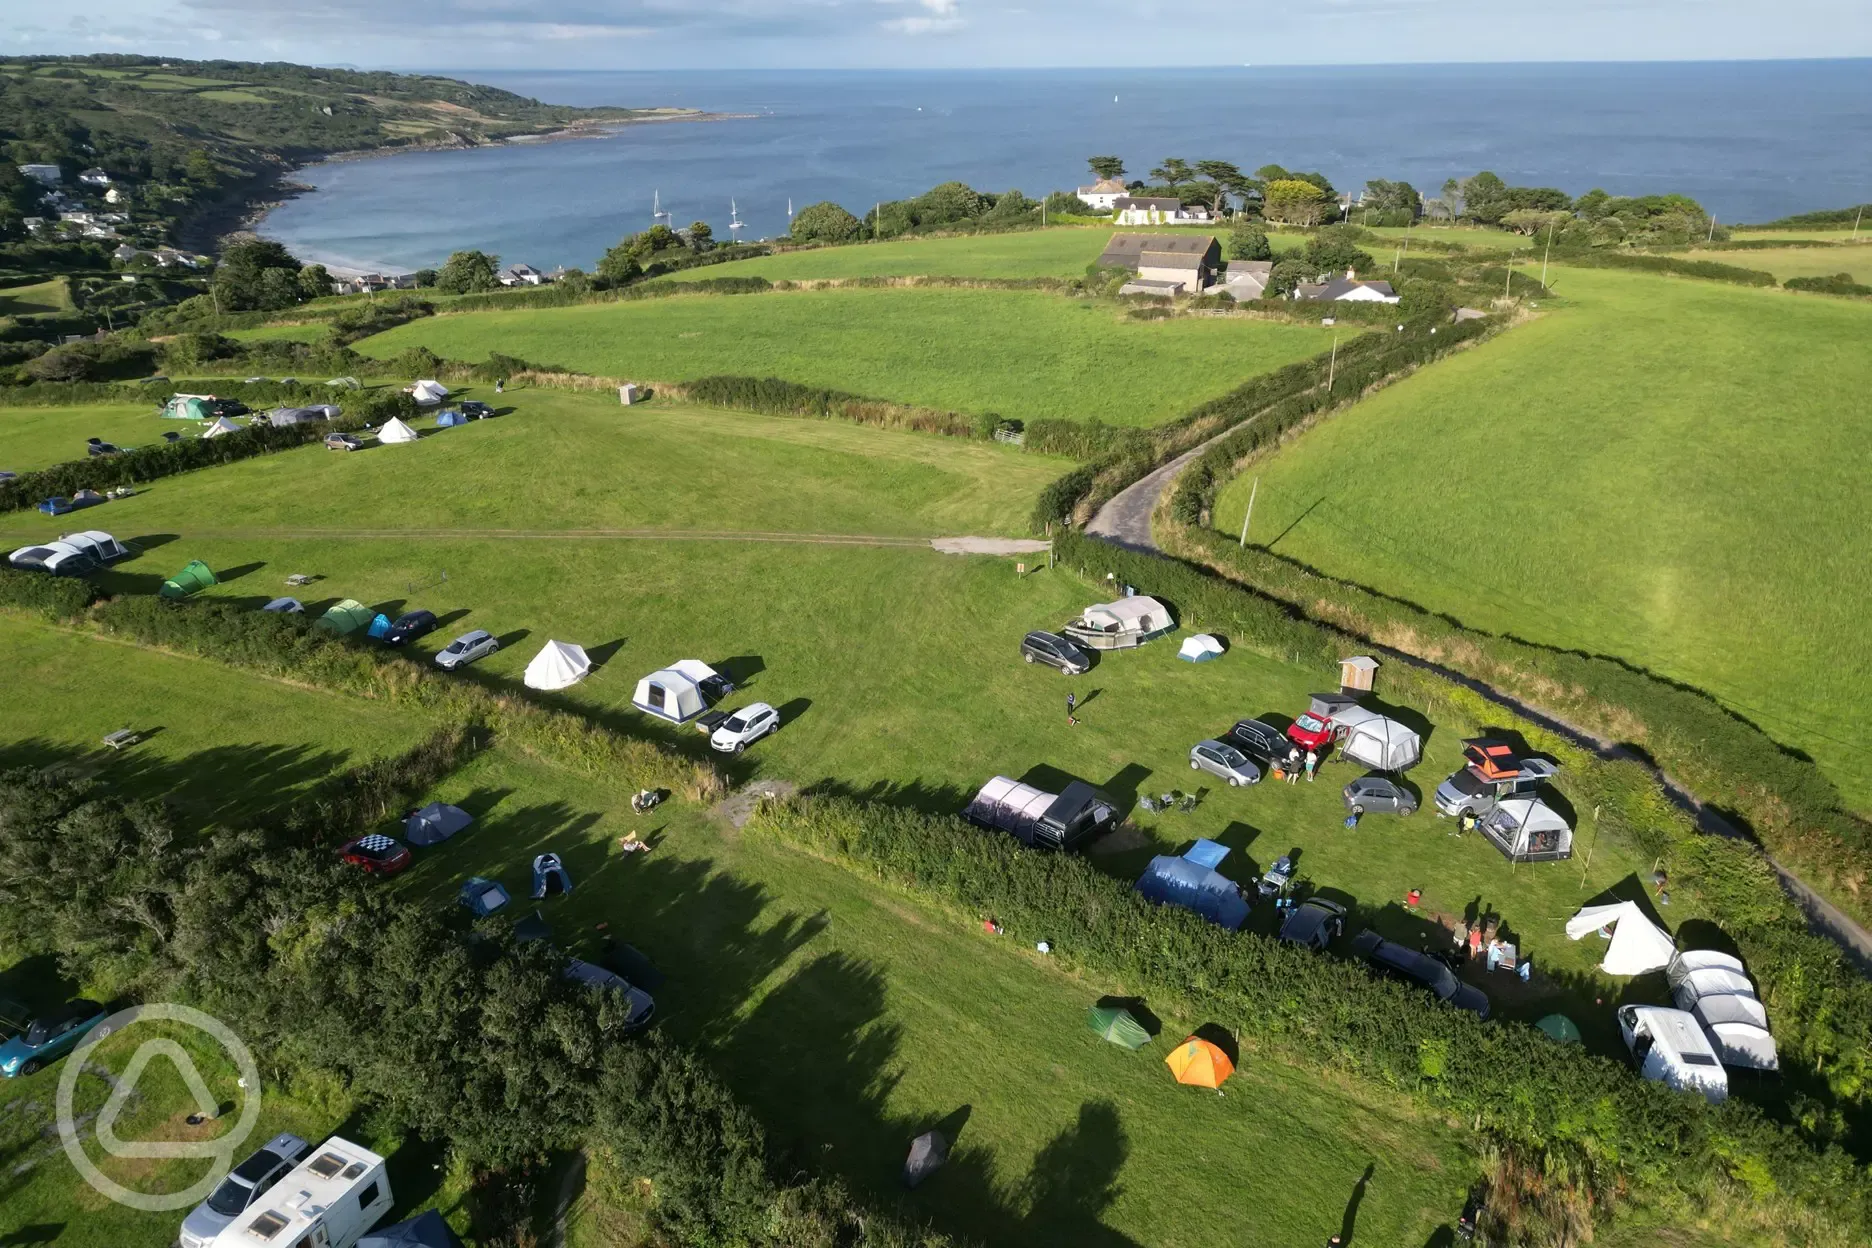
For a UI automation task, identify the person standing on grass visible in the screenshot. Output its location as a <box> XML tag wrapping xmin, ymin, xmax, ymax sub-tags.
<box><xmin>1066</xmin><ymin>690</ymin><xmax>1078</xmax><ymax>727</ymax></box>
<box><xmin>1305</xmin><ymin>748</ymin><xmax>1319</xmax><ymax>782</ymax></box>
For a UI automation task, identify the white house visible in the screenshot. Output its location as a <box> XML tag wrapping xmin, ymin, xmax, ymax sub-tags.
<box><xmin>17</xmin><ymin>164</ymin><xmax>61</xmax><ymax>186</ymax></box>
<box><xmin>78</xmin><ymin>168</ymin><xmax>112</xmax><ymax>187</ymax></box>
<box><xmin>1294</xmin><ymin>269</ymin><xmax>1400</xmax><ymax>304</ymax></box>
<box><xmin>1113</xmin><ymin>196</ymin><xmax>1212</xmax><ymax>226</ymax></box>
<box><xmin>104</xmin><ymin>186</ymin><xmax>128</xmax><ymax>205</ymax></box>
<box><xmin>498</xmin><ymin>263</ymin><xmax>546</xmax><ymax>286</ymax></box>
<box><xmin>1075</xmin><ymin>176</ymin><xmax>1128</xmax><ymax>211</ymax></box>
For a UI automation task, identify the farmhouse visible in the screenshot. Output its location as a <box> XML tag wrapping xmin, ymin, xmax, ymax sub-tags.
<box><xmin>499</xmin><ymin>263</ymin><xmax>547</xmax><ymax>286</ymax></box>
<box><xmin>1075</xmin><ymin>176</ymin><xmax>1129</xmax><ymax>211</ymax></box>
<box><xmin>1215</xmin><ymin>260</ymin><xmax>1275</xmax><ymax>301</ymax></box>
<box><xmin>1295</xmin><ymin>270</ymin><xmax>1401</xmax><ymax>304</ymax></box>
<box><xmin>1113</xmin><ymin>196</ymin><xmax>1211</xmax><ymax>226</ymax></box>
<box><xmin>1098</xmin><ymin>233</ymin><xmax>1222</xmax><ymax>296</ymax></box>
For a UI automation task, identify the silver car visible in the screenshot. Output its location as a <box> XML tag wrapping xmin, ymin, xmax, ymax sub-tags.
<box><xmin>1434</xmin><ymin>758</ymin><xmax>1558</xmax><ymax>819</ymax></box>
<box><xmin>177</xmin><ymin>1132</ymin><xmax>310</xmax><ymax>1248</ymax></box>
<box><xmin>436</xmin><ymin>629</ymin><xmax>499</xmax><ymax>670</ymax></box>
<box><xmin>1189</xmin><ymin>739</ymin><xmax>1261</xmax><ymax>787</ymax></box>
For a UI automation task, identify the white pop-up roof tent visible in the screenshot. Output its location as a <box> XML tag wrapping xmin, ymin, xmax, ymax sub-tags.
<box><xmin>408</xmin><ymin>379</ymin><xmax>449</xmax><ymax>404</ymax></box>
<box><xmin>525</xmin><ymin>640</ymin><xmax>591</xmax><ymax>691</ymax></box>
<box><xmin>201</xmin><ymin>415</ymin><xmax>243</xmax><ymax>439</ymax></box>
<box><xmin>633</xmin><ymin>659</ymin><xmax>724</xmax><ymax>723</ymax></box>
<box><xmin>1668</xmin><ymin>950</ymin><xmax>1779</xmax><ymax>1071</ymax></box>
<box><xmin>1566</xmin><ymin>900</ymin><xmax>1676</xmax><ymax>976</ymax></box>
<box><xmin>377</xmin><ymin>417</ymin><xmax>420</xmax><ymax>444</ymax></box>
<box><xmin>1480</xmin><ymin>796</ymin><xmax>1574</xmax><ymax>862</ymax></box>
<box><xmin>1332</xmin><ymin>704</ymin><xmax>1422</xmax><ymax>771</ymax></box>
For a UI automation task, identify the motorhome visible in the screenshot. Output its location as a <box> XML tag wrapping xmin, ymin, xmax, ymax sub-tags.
<box><xmin>1618</xmin><ymin>1005</ymin><xmax>1729</xmax><ymax>1104</ymax></box>
<box><xmin>211</xmin><ymin>1136</ymin><xmax>393</xmax><ymax>1248</ymax></box>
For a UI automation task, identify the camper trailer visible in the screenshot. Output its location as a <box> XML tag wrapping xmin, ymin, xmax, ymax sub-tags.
<box><xmin>211</xmin><ymin>1136</ymin><xmax>393</xmax><ymax>1248</ymax></box>
<box><xmin>964</xmin><ymin>776</ymin><xmax>1116</xmax><ymax>851</ymax></box>
<box><xmin>1618</xmin><ymin>1005</ymin><xmax>1729</xmax><ymax>1104</ymax></box>
<box><xmin>1062</xmin><ymin>596</ymin><xmax>1173</xmax><ymax>651</ymax></box>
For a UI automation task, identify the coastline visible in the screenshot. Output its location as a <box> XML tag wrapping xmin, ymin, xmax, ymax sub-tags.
<box><xmin>204</xmin><ymin>108</ymin><xmax>754</xmax><ymax>270</ymax></box>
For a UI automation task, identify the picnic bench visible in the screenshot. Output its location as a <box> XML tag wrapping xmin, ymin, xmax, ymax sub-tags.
<box><xmin>102</xmin><ymin>729</ymin><xmax>139</xmax><ymax>750</ymax></box>
<box><xmin>285</xmin><ymin>574</ymin><xmax>315</xmax><ymax>586</ymax></box>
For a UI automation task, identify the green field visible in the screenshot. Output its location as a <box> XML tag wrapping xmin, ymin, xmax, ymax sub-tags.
<box><xmin>0</xmin><ymin>401</ymin><xmax>174</xmax><ymax>473</ymax></box>
<box><xmin>351</xmin><ymin>287</ymin><xmax>1336</xmax><ymax>427</ymax></box>
<box><xmin>1213</xmin><ymin>264</ymin><xmax>1872</xmax><ymax>808</ymax></box>
<box><xmin>1690</xmin><ymin>243</ymin><xmax>1872</xmax><ymax>283</ymax></box>
<box><xmin>672</xmin><ymin>229</ymin><xmax>1120</xmax><ymax>281</ymax></box>
<box><xmin>0</xmin><ymin>276</ymin><xmax>74</xmax><ymax>317</ymax></box>
<box><xmin>226</xmin><ymin>320</ymin><xmax>338</xmax><ymax>343</ymax></box>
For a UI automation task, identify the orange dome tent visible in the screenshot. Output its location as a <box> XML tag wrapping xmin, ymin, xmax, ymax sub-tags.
<box><xmin>1165</xmin><ymin>1036</ymin><xmax>1233</xmax><ymax>1088</ymax></box>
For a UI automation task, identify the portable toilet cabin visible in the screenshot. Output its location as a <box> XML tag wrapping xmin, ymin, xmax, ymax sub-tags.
<box><xmin>1339</xmin><ymin>655</ymin><xmax>1378</xmax><ymax>693</ymax></box>
<box><xmin>158</xmin><ymin>559</ymin><xmax>217</xmax><ymax>600</ymax></box>
<box><xmin>210</xmin><ymin>1136</ymin><xmax>393</xmax><ymax>1248</ymax></box>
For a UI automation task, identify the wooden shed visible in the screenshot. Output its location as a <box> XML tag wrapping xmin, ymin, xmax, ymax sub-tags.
<box><xmin>1340</xmin><ymin>655</ymin><xmax>1378</xmax><ymax>693</ymax></box>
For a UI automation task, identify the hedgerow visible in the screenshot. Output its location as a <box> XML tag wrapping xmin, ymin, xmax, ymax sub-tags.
<box><xmin>677</xmin><ymin>375</ymin><xmax>984</xmax><ymax>438</ymax></box>
<box><xmin>0</xmin><ymin>566</ymin><xmax>99</xmax><ymax>620</ymax></box>
<box><xmin>1556</xmin><ymin>250</ymin><xmax>1779</xmax><ymax>286</ymax></box>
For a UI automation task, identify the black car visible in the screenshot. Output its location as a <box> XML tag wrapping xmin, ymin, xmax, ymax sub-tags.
<box><xmin>1343</xmin><ymin>776</ymin><xmax>1419</xmax><ymax>816</ymax></box>
<box><xmin>1279</xmin><ymin>898</ymin><xmax>1347</xmax><ymax>951</ymax></box>
<box><xmin>385</xmin><ymin>610</ymin><xmax>438</xmax><ymax>645</ymax></box>
<box><xmin>1226</xmin><ymin>718</ymin><xmax>1288</xmax><ymax>760</ymax></box>
<box><xmin>460</xmin><ymin>401</ymin><xmax>495</xmax><ymax>419</ymax></box>
<box><xmin>1351</xmin><ymin>929</ymin><xmax>1490</xmax><ymax>1018</ymax></box>
<box><xmin>1020</xmin><ymin>630</ymin><xmax>1090</xmax><ymax>676</ymax></box>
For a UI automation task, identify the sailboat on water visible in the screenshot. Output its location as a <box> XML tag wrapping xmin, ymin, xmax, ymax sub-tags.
<box><xmin>652</xmin><ymin>190</ymin><xmax>672</xmax><ymax>227</ymax></box>
<box><xmin>729</xmin><ymin>199</ymin><xmax>745</xmax><ymax>237</ymax></box>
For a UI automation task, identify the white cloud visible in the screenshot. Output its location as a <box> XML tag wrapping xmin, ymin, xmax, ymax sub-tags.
<box><xmin>883</xmin><ymin>0</ymin><xmax>963</xmax><ymax>34</ymax></box>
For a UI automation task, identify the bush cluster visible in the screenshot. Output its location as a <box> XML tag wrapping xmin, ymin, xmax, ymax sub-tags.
<box><xmin>678</xmin><ymin>375</ymin><xmax>983</xmax><ymax>438</ymax></box>
<box><xmin>0</xmin><ymin>566</ymin><xmax>99</xmax><ymax>619</ymax></box>
<box><xmin>1784</xmin><ymin>273</ymin><xmax>1872</xmax><ymax>298</ymax></box>
<box><xmin>1556</xmin><ymin>250</ymin><xmax>1778</xmax><ymax>286</ymax></box>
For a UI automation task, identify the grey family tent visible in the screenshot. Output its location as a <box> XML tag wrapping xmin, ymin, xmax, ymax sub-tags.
<box><xmin>158</xmin><ymin>559</ymin><xmax>217</xmax><ymax>599</ymax></box>
<box><xmin>1087</xmin><ymin>1005</ymin><xmax>1151</xmax><ymax>1050</ymax></box>
<box><xmin>1134</xmin><ymin>838</ymin><xmax>1249</xmax><ymax>930</ymax></box>
<box><xmin>903</xmin><ymin>1130</ymin><xmax>949</xmax><ymax>1189</ymax></box>
<box><xmin>262</xmin><ymin>597</ymin><xmax>304</xmax><ymax>613</ymax></box>
<box><xmin>632</xmin><ymin>659</ymin><xmax>729</xmax><ymax>723</ymax></box>
<box><xmin>1332</xmin><ymin>705</ymin><xmax>1422</xmax><ymax>771</ymax></box>
<box><xmin>315</xmin><ymin>599</ymin><xmax>375</xmax><ymax>637</ymax></box>
<box><xmin>1668</xmin><ymin>950</ymin><xmax>1778</xmax><ymax>1071</ymax></box>
<box><xmin>267</xmin><ymin>405</ymin><xmax>339</xmax><ymax>427</ymax></box>
<box><xmin>358</xmin><ymin>1211</ymin><xmax>461</xmax><ymax>1248</ymax></box>
<box><xmin>459</xmin><ymin>876</ymin><xmax>511</xmax><ymax>917</ymax></box>
<box><xmin>406</xmin><ymin>802</ymin><xmax>473</xmax><ymax>847</ymax></box>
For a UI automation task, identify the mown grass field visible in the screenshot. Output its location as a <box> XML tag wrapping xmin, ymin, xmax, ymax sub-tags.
<box><xmin>1690</xmin><ymin>242</ymin><xmax>1872</xmax><ymax>283</ymax></box>
<box><xmin>0</xmin><ymin>275</ymin><xmax>74</xmax><ymax>317</ymax></box>
<box><xmin>349</xmin><ymin>286</ymin><xmax>1338</xmax><ymax>427</ymax></box>
<box><xmin>1212</xmin><ymin>264</ymin><xmax>1872</xmax><ymax>809</ymax></box>
<box><xmin>670</xmin><ymin>229</ymin><xmax>1119</xmax><ymax>281</ymax></box>
<box><xmin>226</xmin><ymin>320</ymin><xmax>337</xmax><ymax>343</ymax></box>
<box><xmin>0</xmin><ymin>401</ymin><xmax>174</xmax><ymax>473</ymax></box>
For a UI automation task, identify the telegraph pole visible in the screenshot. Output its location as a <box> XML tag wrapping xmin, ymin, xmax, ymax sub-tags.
<box><xmin>1238</xmin><ymin>476</ymin><xmax>1259</xmax><ymax>547</ymax></box>
<box><xmin>1541</xmin><ymin>219</ymin><xmax>1555</xmax><ymax>288</ymax></box>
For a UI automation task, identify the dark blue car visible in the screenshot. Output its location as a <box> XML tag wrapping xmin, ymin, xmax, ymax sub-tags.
<box><xmin>0</xmin><ymin>999</ymin><xmax>110</xmax><ymax>1077</ymax></box>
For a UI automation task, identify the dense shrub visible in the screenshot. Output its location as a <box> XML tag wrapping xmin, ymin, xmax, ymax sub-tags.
<box><xmin>1557</xmin><ymin>250</ymin><xmax>1777</xmax><ymax>286</ymax></box>
<box><xmin>22</xmin><ymin>337</ymin><xmax>159</xmax><ymax>382</ymax></box>
<box><xmin>1785</xmin><ymin>273</ymin><xmax>1872</xmax><ymax>298</ymax></box>
<box><xmin>677</xmin><ymin>375</ymin><xmax>980</xmax><ymax>438</ymax></box>
<box><xmin>0</xmin><ymin>567</ymin><xmax>99</xmax><ymax>620</ymax></box>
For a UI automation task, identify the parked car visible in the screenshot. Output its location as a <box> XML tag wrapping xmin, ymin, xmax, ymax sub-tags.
<box><xmin>711</xmin><ymin>702</ymin><xmax>779</xmax><ymax>753</ymax></box>
<box><xmin>564</xmin><ymin>959</ymin><xmax>656</xmax><ymax>1030</ymax></box>
<box><xmin>1618</xmin><ymin>1005</ymin><xmax>1728</xmax><ymax>1104</ymax></box>
<box><xmin>177</xmin><ymin>1133</ymin><xmax>312</xmax><ymax>1248</ymax></box>
<box><xmin>385</xmin><ymin>610</ymin><xmax>437</xmax><ymax>645</ymax></box>
<box><xmin>1189</xmin><ymin>739</ymin><xmax>1261</xmax><ymax>787</ymax></box>
<box><xmin>86</xmin><ymin>439</ymin><xmax>122</xmax><ymax>457</ymax></box>
<box><xmin>0</xmin><ymin>999</ymin><xmax>110</xmax><ymax>1077</ymax></box>
<box><xmin>1433</xmin><ymin>759</ymin><xmax>1557</xmax><ymax>819</ymax></box>
<box><xmin>324</xmin><ymin>432</ymin><xmax>363</xmax><ymax>452</ymax></box>
<box><xmin>1343</xmin><ymin>775</ymin><xmax>1418</xmax><ymax>816</ymax></box>
<box><xmin>1351</xmin><ymin>930</ymin><xmax>1489</xmax><ymax>1019</ymax></box>
<box><xmin>436</xmin><ymin>629</ymin><xmax>499</xmax><ymax>670</ymax></box>
<box><xmin>1020</xmin><ymin>630</ymin><xmax>1091</xmax><ymax>676</ymax></box>
<box><xmin>1225</xmin><ymin>718</ymin><xmax>1287</xmax><ymax>760</ymax></box>
<box><xmin>1279</xmin><ymin>898</ymin><xmax>1347</xmax><ymax>951</ymax></box>
<box><xmin>338</xmin><ymin>834</ymin><xmax>412</xmax><ymax>877</ymax></box>
<box><xmin>460</xmin><ymin>400</ymin><xmax>495</xmax><ymax>419</ymax></box>
<box><xmin>1285</xmin><ymin>711</ymin><xmax>1336</xmax><ymax>751</ymax></box>
<box><xmin>7</xmin><ymin>543</ymin><xmax>98</xmax><ymax>577</ymax></box>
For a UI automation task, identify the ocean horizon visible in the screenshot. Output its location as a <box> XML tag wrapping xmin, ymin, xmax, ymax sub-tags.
<box><xmin>258</xmin><ymin>61</ymin><xmax>1872</xmax><ymax>274</ymax></box>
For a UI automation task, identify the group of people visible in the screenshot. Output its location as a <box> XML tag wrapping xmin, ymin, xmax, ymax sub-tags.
<box><xmin>1271</xmin><ymin>744</ymin><xmax>1321</xmax><ymax>784</ymax></box>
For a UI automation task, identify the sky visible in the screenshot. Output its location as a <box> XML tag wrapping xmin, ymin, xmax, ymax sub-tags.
<box><xmin>4</xmin><ymin>1</ymin><xmax>1870</xmax><ymax>70</ymax></box>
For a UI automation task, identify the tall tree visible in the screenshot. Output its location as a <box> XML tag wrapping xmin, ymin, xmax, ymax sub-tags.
<box><xmin>1150</xmin><ymin>158</ymin><xmax>1194</xmax><ymax>193</ymax></box>
<box><xmin>1194</xmin><ymin>160</ymin><xmax>1247</xmax><ymax>214</ymax></box>
<box><xmin>434</xmin><ymin>249</ymin><xmax>500</xmax><ymax>294</ymax></box>
<box><xmin>1086</xmin><ymin>155</ymin><xmax>1125</xmax><ymax>181</ymax></box>
<box><xmin>1263</xmin><ymin>179</ymin><xmax>1328</xmax><ymax>225</ymax></box>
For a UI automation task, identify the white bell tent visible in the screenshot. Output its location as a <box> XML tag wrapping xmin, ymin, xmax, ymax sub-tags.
<box><xmin>377</xmin><ymin>417</ymin><xmax>420</xmax><ymax>444</ymax></box>
<box><xmin>525</xmin><ymin>640</ymin><xmax>591</xmax><ymax>691</ymax></box>
<box><xmin>1566</xmin><ymin>901</ymin><xmax>1675</xmax><ymax>976</ymax></box>
<box><xmin>408</xmin><ymin>379</ymin><xmax>450</xmax><ymax>404</ymax></box>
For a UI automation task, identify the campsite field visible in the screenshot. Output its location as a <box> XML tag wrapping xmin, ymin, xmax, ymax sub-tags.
<box><xmin>1211</xmin><ymin>263</ymin><xmax>1872</xmax><ymax>809</ymax></box>
<box><xmin>0</xmin><ymin>401</ymin><xmax>172</xmax><ymax>473</ymax></box>
<box><xmin>348</xmin><ymin>287</ymin><xmax>1338</xmax><ymax>427</ymax></box>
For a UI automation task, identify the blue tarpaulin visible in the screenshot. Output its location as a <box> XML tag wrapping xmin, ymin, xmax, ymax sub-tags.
<box><xmin>368</xmin><ymin>613</ymin><xmax>392</xmax><ymax>639</ymax></box>
<box><xmin>1135</xmin><ymin>852</ymin><xmax>1249</xmax><ymax>930</ymax></box>
<box><xmin>1182</xmin><ymin>838</ymin><xmax>1231</xmax><ymax>870</ymax></box>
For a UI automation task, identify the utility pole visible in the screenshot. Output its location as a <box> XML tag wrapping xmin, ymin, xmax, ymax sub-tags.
<box><xmin>1541</xmin><ymin>219</ymin><xmax>1555</xmax><ymax>288</ymax></box>
<box><xmin>1238</xmin><ymin>476</ymin><xmax>1259</xmax><ymax>547</ymax></box>
<box><xmin>1706</xmin><ymin>214</ymin><xmax>1717</xmax><ymax>244</ymax></box>
<box><xmin>1853</xmin><ymin>205</ymin><xmax>1864</xmax><ymax>240</ymax></box>
<box><xmin>1327</xmin><ymin>334</ymin><xmax>1339</xmax><ymax>390</ymax></box>
<box><xmin>875</xmin><ymin>202</ymin><xmax>881</xmax><ymax>240</ymax></box>
<box><xmin>1505</xmin><ymin>252</ymin><xmax>1515</xmax><ymax>298</ymax></box>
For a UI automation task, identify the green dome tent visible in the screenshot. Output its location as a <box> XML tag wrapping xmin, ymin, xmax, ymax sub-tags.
<box><xmin>158</xmin><ymin>559</ymin><xmax>217</xmax><ymax>599</ymax></box>
<box><xmin>314</xmin><ymin>599</ymin><xmax>374</xmax><ymax>637</ymax></box>
<box><xmin>1087</xmin><ymin>1005</ymin><xmax>1151</xmax><ymax>1050</ymax></box>
<box><xmin>162</xmin><ymin>396</ymin><xmax>213</xmax><ymax>420</ymax></box>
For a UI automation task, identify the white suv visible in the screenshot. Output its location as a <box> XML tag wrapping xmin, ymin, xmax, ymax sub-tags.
<box><xmin>710</xmin><ymin>702</ymin><xmax>779</xmax><ymax>753</ymax></box>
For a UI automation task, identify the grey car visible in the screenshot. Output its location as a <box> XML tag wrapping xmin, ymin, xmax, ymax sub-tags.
<box><xmin>1279</xmin><ymin>898</ymin><xmax>1347</xmax><ymax>951</ymax></box>
<box><xmin>565</xmin><ymin>958</ymin><xmax>656</xmax><ymax>1030</ymax></box>
<box><xmin>1343</xmin><ymin>776</ymin><xmax>1418</xmax><ymax>816</ymax></box>
<box><xmin>1021</xmin><ymin>630</ymin><xmax>1091</xmax><ymax>676</ymax></box>
<box><xmin>436</xmin><ymin>629</ymin><xmax>499</xmax><ymax>670</ymax></box>
<box><xmin>1433</xmin><ymin>759</ymin><xmax>1558</xmax><ymax>819</ymax></box>
<box><xmin>1189</xmin><ymin>739</ymin><xmax>1261</xmax><ymax>787</ymax></box>
<box><xmin>177</xmin><ymin>1132</ymin><xmax>311</xmax><ymax>1248</ymax></box>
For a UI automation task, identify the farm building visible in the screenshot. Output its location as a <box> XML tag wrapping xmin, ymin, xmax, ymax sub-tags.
<box><xmin>1215</xmin><ymin>260</ymin><xmax>1274</xmax><ymax>301</ymax></box>
<box><xmin>1113</xmin><ymin>197</ymin><xmax>1211</xmax><ymax>226</ymax></box>
<box><xmin>1075</xmin><ymin>176</ymin><xmax>1129</xmax><ymax>211</ymax></box>
<box><xmin>1295</xmin><ymin>271</ymin><xmax>1401</xmax><ymax>304</ymax></box>
<box><xmin>1098</xmin><ymin>234</ymin><xmax>1222</xmax><ymax>296</ymax></box>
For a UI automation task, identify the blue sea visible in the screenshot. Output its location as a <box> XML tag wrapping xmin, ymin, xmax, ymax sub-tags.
<box><xmin>259</xmin><ymin>62</ymin><xmax>1872</xmax><ymax>274</ymax></box>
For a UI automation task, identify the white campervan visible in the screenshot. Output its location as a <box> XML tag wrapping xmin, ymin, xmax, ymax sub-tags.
<box><xmin>1618</xmin><ymin>1005</ymin><xmax>1729</xmax><ymax>1104</ymax></box>
<box><xmin>212</xmin><ymin>1136</ymin><xmax>393</xmax><ymax>1248</ymax></box>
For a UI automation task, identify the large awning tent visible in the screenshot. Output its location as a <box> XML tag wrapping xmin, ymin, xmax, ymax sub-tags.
<box><xmin>1566</xmin><ymin>901</ymin><xmax>1675</xmax><ymax>976</ymax></box>
<box><xmin>408</xmin><ymin>379</ymin><xmax>450</xmax><ymax>405</ymax></box>
<box><xmin>1165</xmin><ymin>1036</ymin><xmax>1234</xmax><ymax>1088</ymax></box>
<box><xmin>358</xmin><ymin>1211</ymin><xmax>462</xmax><ymax>1248</ymax></box>
<box><xmin>632</xmin><ymin>659</ymin><xmax>730</xmax><ymax>723</ymax></box>
<box><xmin>158</xmin><ymin>559</ymin><xmax>217</xmax><ymax>599</ymax></box>
<box><xmin>267</xmin><ymin>405</ymin><xmax>338</xmax><ymax>427</ymax></box>
<box><xmin>1134</xmin><ymin>839</ymin><xmax>1249</xmax><ymax>930</ymax></box>
<box><xmin>161</xmin><ymin>395</ymin><xmax>214</xmax><ymax>420</ymax></box>
<box><xmin>1332</xmin><ymin>705</ymin><xmax>1422</xmax><ymax>771</ymax></box>
<box><xmin>1668</xmin><ymin>950</ymin><xmax>1779</xmax><ymax>1071</ymax></box>
<box><xmin>201</xmin><ymin>415</ymin><xmax>244</xmax><ymax>439</ymax></box>
<box><xmin>1480</xmin><ymin>797</ymin><xmax>1574</xmax><ymax>862</ymax></box>
<box><xmin>405</xmin><ymin>802</ymin><xmax>473</xmax><ymax>847</ymax></box>
<box><xmin>1064</xmin><ymin>595</ymin><xmax>1174</xmax><ymax>650</ymax></box>
<box><xmin>377</xmin><ymin>417</ymin><xmax>420</xmax><ymax>444</ymax></box>
<box><xmin>525</xmin><ymin>640</ymin><xmax>591</xmax><ymax>690</ymax></box>
<box><xmin>315</xmin><ymin>599</ymin><xmax>375</xmax><ymax>636</ymax></box>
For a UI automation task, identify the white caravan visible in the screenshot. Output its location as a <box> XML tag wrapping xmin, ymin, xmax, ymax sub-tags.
<box><xmin>212</xmin><ymin>1136</ymin><xmax>393</xmax><ymax>1248</ymax></box>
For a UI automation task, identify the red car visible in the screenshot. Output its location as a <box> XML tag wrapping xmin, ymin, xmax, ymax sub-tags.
<box><xmin>1285</xmin><ymin>692</ymin><xmax>1360</xmax><ymax>752</ymax></box>
<box><xmin>339</xmin><ymin>834</ymin><xmax>412</xmax><ymax>877</ymax></box>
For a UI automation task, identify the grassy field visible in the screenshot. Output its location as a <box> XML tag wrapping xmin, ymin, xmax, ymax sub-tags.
<box><xmin>670</xmin><ymin>229</ymin><xmax>1119</xmax><ymax>281</ymax></box>
<box><xmin>226</xmin><ymin>321</ymin><xmax>337</xmax><ymax>343</ymax></box>
<box><xmin>0</xmin><ymin>388</ymin><xmax>1067</xmax><ymax>538</ymax></box>
<box><xmin>0</xmin><ymin>402</ymin><xmax>180</xmax><ymax>473</ymax></box>
<box><xmin>1689</xmin><ymin>243</ymin><xmax>1872</xmax><ymax>283</ymax></box>
<box><xmin>0</xmin><ymin>276</ymin><xmax>74</xmax><ymax>318</ymax></box>
<box><xmin>1213</xmin><ymin>263</ymin><xmax>1872</xmax><ymax>809</ymax></box>
<box><xmin>350</xmin><ymin>287</ymin><xmax>1337</xmax><ymax>427</ymax></box>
